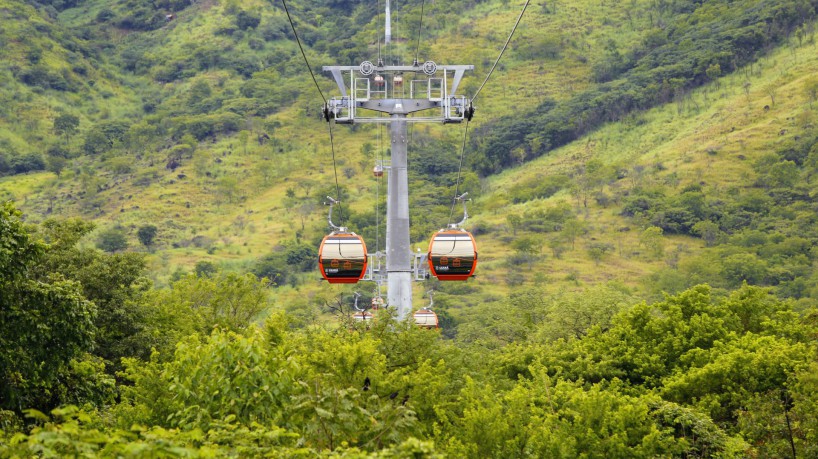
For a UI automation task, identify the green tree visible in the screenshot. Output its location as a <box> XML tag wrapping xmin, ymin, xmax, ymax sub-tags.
<box><xmin>96</xmin><ymin>227</ymin><xmax>128</xmax><ymax>253</ymax></box>
<box><xmin>46</xmin><ymin>154</ymin><xmax>67</xmax><ymax>177</ymax></box>
<box><xmin>53</xmin><ymin>113</ymin><xmax>79</xmax><ymax>142</ymax></box>
<box><xmin>251</xmin><ymin>253</ymin><xmax>290</xmax><ymax>286</ymax></box>
<box><xmin>216</xmin><ymin>175</ymin><xmax>239</xmax><ymax>203</ymax></box>
<box><xmin>511</xmin><ymin>235</ymin><xmax>541</xmax><ymax>270</ymax></box>
<box><xmin>534</xmin><ymin>284</ymin><xmax>634</xmax><ymax>342</ymax></box>
<box><xmin>588</xmin><ymin>241</ymin><xmax>614</xmax><ymax>264</ymax></box>
<box><xmin>0</xmin><ymin>202</ymin><xmax>99</xmax><ymax>413</ymax></box>
<box><xmin>805</xmin><ymin>77</ymin><xmax>818</xmax><ymax>107</ymax></box>
<box><xmin>119</xmin><ymin>327</ymin><xmax>294</xmax><ymax>430</ymax></box>
<box><xmin>705</xmin><ymin>63</ymin><xmax>722</xmax><ymax>84</ymax></box>
<box><xmin>556</xmin><ymin>285</ymin><xmax>733</xmax><ymax>387</ymax></box>
<box><xmin>691</xmin><ymin>220</ymin><xmax>722</xmax><ymax>247</ymax></box>
<box><xmin>662</xmin><ymin>333</ymin><xmax>812</xmax><ymax>425</ymax></box>
<box><xmin>187</xmin><ymin>79</ymin><xmax>212</xmax><ymax>108</ymax></box>
<box><xmin>560</xmin><ymin>218</ymin><xmax>586</xmax><ymax>249</ymax></box>
<box><xmin>639</xmin><ymin>226</ymin><xmax>664</xmax><ymax>259</ymax></box>
<box><xmin>149</xmin><ymin>272</ymin><xmax>270</xmax><ymax>334</ymax></box>
<box><xmin>136</xmin><ymin>224</ymin><xmax>158</xmax><ymax>249</ymax></box>
<box><xmin>506</xmin><ymin>214</ymin><xmax>522</xmax><ymax>235</ymax></box>
<box><xmin>36</xmin><ymin>219</ymin><xmax>154</xmax><ymax>374</ymax></box>
<box><xmin>238</xmin><ymin>130</ymin><xmax>250</xmax><ymax>155</ymax></box>
<box><xmin>194</xmin><ymin>260</ymin><xmax>217</xmax><ymax>277</ymax></box>
<box><xmin>235</xmin><ymin>10</ymin><xmax>261</xmax><ymax>30</ymax></box>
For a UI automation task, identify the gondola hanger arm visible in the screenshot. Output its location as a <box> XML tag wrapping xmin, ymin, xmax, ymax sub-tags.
<box><xmin>326</xmin><ymin>196</ymin><xmax>347</xmax><ymax>233</ymax></box>
<box><xmin>449</xmin><ymin>193</ymin><xmax>470</xmax><ymax>229</ymax></box>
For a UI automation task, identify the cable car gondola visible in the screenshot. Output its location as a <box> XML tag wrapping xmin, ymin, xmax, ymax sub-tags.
<box><xmin>427</xmin><ymin>194</ymin><xmax>477</xmax><ymax>281</ymax></box>
<box><xmin>354</xmin><ymin>310</ymin><xmax>374</xmax><ymax>322</ymax></box>
<box><xmin>414</xmin><ymin>292</ymin><xmax>439</xmax><ymax>329</ymax></box>
<box><xmin>320</xmin><ymin>233</ymin><xmax>368</xmax><ymax>283</ymax></box>
<box><xmin>350</xmin><ymin>292</ymin><xmax>375</xmax><ymax>323</ymax></box>
<box><xmin>428</xmin><ymin>229</ymin><xmax>477</xmax><ymax>281</ymax></box>
<box><xmin>414</xmin><ymin>308</ymin><xmax>439</xmax><ymax>329</ymax></box>
<box><xmin>319</xmin><ymin>197</ymin><xmax>368</xmax><ymax>284</ymax></box>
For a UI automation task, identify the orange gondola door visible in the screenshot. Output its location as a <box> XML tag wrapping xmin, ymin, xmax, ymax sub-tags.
<box><xmin>319</xmin><ymin>233</ymin><xmax>368</xmax><ymax>284</ymax></box>
<box><xmin>427</xmin><ymin>229</ymin><xmax>477</xmax><ymax>281</ymax></box>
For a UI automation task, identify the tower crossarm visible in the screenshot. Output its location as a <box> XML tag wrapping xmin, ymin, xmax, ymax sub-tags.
<box><xmin>322</xmin><ymin>64</ymin><xmax>474</xmax><ymax>124</ymax></box>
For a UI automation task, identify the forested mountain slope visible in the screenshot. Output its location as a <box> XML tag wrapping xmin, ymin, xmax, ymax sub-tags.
<box><xmin>2</xmin><ymin>0</ymin><xmax>816</xmax><ymax>310</ymax></box>
<box><xmin>2</xmin><ymin>0</ymin><xmax>818</xmax><ymax>456</ymax></box>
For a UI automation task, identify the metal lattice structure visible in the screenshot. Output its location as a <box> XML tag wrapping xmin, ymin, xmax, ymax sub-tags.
<box><xmin>323</xmin><ymin>63</ymin><xmax>474</xmax><ymax>124</ymax></box>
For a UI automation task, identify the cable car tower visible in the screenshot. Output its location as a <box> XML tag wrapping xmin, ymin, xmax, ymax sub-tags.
<box><xmin>322</xmin><ymin>17</ymin><xmax>474</xmax><ymax>322</ymax></box>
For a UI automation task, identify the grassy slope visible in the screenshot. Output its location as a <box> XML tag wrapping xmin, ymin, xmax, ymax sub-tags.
<box><xmin>1</xmin><ymin>1</ymin><xmax>816</xmax><ymax>316</ymax></box>
<box><xmin>0</xmin><ymin>0</ymin><xmax>143</xmax><ymax>150</ymax></box>
<box><xmin>459</xmin><ymin>35</ymin><xmax>818</xmax><ymax>312</ymax></box>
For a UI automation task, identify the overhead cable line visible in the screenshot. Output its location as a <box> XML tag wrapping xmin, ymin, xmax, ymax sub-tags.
<box><xmin>394</xmin><ymin>0</ymin><xmax>400</xmax><ymax>64</ymax></box>
<box><xmin>471</xmin><ymin>0</ymin><xmax>530</xmax><ymax>103</ymax></box>
<box><xmin>413</xmin><ymin>0</ymin><xmax>426</xmax><ymax>65</ymax></box>
<box><xmin>448</xmin><ymin>120</ymin><xmax>471</xmax><ymax>225</ymax></box>
<box><xmin>450</xmin><ymin>0</ymin><xmax>530</xmax><ymax>222</ymax></box>
<box><xmin>281</xmin><ymin>0</ymin><xmax>343</xmax><ymax>223</ymax></box>
<box><xmin>281</xmin><ymin>0</ymin><xmax>326</xmax><ymax>104</ymax></box>
<box><xmin>326</xmin><ymin>124</ymin><xmax>343</xmax><ymax>224</ymax></box>
<box><xmin>376</xmin><ymin>121</ymin><xmax>384</xmax><ymax>253</ymax></box>
<box><xmin>377</xmin><ymin>0</ymin><xmax>383</xmax><ymax>64</ymax></box>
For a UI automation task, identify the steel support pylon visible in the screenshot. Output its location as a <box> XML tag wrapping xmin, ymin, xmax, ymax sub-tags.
<box><xmin>386</xmin><ymin>115</ymin><xmax>412</xmax><ymax>320</ymax></box>
<box><xmin>322</xmin><ymin>62</ymin><xmax>473</xmax><ymax>323</ymax></box>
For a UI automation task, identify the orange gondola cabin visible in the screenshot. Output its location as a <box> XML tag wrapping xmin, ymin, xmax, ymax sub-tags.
<box><xmin>414</xmin><ymin>308</ymin><xmax>439</xmax><ymax>329</ymax></box>
<box><xmin>353</xmin><ymin>310</ymin><xmax>374</xmax><ymax>323</ymax></box>
<box><xmin>319</xmin><ymin>233</ymin><xmax>368</xmax><ymax>284</ymax></box>
<box><xmin>427</xmin><ymin>229</ymin><xmax>477</xmax><ymax>281</ymax></box>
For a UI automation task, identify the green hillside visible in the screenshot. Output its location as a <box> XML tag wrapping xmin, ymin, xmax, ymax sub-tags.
<box><xmin>6</xmin><ymin>0</ymin><xmax>816</xmax><ymax>314</ymax></box>
<box><xmin>3</xmin><ymin>0</ymin><xmax>818</xmax><ymax>455</ymax></box>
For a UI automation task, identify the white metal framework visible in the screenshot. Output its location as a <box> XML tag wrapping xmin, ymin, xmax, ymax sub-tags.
<box><xmin>323</xmin><ymin>63</ymin><xmax>474</xmax><ymax>124</ymax></box>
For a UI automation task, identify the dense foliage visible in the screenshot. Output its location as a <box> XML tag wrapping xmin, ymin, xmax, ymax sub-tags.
<box><xmin>2</xmin><ymin>201</ymin><xmax>818</xmax><ymax>457</ymax></box>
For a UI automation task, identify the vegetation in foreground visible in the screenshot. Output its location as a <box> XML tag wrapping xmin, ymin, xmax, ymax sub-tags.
<box><xmin>2</xmin><ymin>201</ymin><xmax>818</xmax><ymax>457</ymax></box>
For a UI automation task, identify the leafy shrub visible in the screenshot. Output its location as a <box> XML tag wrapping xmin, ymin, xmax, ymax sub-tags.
<box><xmin>251</xmin><ymin>253</ymin><xmax>290</xmax><ymax>286</ymax></box>
<box><xmin>171</xmin><ymin>113</ymin><xmax>243</xmax><ymax>140</ymax></box>
<box><xmin>117</xmin><ymin>6</ymin><xmax>165</xmax><ymax>31</ymax></box>
<box><xmin>96</xmin><ymin>227</ymin><xmax>128</xmax><ymax>253</ymax></box>
<box><xmin>260</xmin><ymin>16</ymin><xmax>290</xmax><ymax>41</ymax></box>
<box><xmin>95</xmin><ymin>8</ymin><xmax>115</xmax><ymax>22</ymax></box>
<box><xmin>18</xmin><ymin>65</ymin><xmax>74</xmax><ymax>91</ymax></box>
<box><xmin>235</xmin><ymin>10</ymin><xmax>261</xmax><ymax>30</ymax></box>
<box><xmin>9</xmin><ymin>153</ymin><xmax>46</xmax><ymax>175</ymax></box>
<box><xmin>136</xmin><ymin>225</ymin><xmax>157</xmax><ymax>248</ymax></box>
<box><xmin>509</xmin><ymin>175</ymin><xmax>570</xmax><ymax>203</ymax></box>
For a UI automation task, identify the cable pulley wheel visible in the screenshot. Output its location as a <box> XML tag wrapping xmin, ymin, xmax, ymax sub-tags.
<box><xmin>422</xmin><ymin>60</ymin><xmax>437</xmax><ymax>75</ymax></box>
<box><xmin>360</xmin><ymin>61</ymin><xmax>375</xmax><ymax>76</ymax></box>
